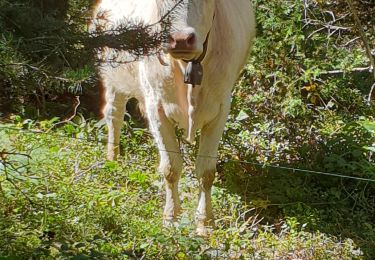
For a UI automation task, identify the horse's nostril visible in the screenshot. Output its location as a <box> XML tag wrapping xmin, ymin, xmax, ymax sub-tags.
<box><xmin>168</xmin><ymin>35</ymin><xmax>176</xmax><ymax>48</ymax></box>
<box><xmin>186</xmin><ymin>33</ymin><xmax>196</xmax><ymax>46</ymax></box>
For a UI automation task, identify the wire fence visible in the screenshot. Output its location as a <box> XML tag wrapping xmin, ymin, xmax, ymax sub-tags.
<box><xmin>1</xmin><ymin>125</ymin><xmax>375</xmax><ymax>183</ymax></box>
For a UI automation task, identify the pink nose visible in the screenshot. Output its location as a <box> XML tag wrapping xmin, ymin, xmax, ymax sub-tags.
<box><xmin>169</xmin><ymin>32</ymin><xmax>196</xmax><ymax>51</ymax></box>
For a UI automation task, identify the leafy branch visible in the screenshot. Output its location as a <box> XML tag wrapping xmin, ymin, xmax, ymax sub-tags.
<box><xmin>0</xmin><ymin>150</ymin><xmax>37</xmax><ymax>207</ymax></box>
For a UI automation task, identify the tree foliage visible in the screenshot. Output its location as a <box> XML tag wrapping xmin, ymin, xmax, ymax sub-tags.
<box><xmin>222</xmin><ymin>0</ymin><xmax>375</xmax><ymax>255</ymax></box>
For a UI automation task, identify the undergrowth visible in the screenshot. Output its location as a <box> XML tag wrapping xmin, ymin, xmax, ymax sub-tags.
<box><xmin>0</xmin><ymin>118</ymin><xmax>366</xmax><ymax>259</ymax></box>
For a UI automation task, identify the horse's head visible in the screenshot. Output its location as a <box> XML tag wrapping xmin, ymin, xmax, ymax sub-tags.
<box><xmin>159</xmin><ymin>0</ymin><xmax>215</xmax><ymax>61</ymax></box>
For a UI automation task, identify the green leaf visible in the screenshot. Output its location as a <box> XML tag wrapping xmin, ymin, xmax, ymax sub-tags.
<box><xmin>361</xmin><ymin>121</ymin><xmax>375</xmax><ymax>132</ymax></box>
<box><xmin>236</xmin><ymin>110</ymin><xmax>250</xmax><ymax>121</ymax></box>
<box><xmin>364</xmin><ymin>146</ymin><xmax>375</xmax><ymax>152</ymax></box>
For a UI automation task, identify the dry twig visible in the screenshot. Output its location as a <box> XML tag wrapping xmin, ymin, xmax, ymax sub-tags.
<box><xmin>345</xmin><ymin>0</ymin><xmax>375</xmax><ymax>103</ymax></box>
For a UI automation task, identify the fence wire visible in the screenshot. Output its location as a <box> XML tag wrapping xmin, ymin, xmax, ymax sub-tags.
<box><xmin>1</xmin><ymin>125</ymin><xmax>375</xmax><ymax>183</ymax></box>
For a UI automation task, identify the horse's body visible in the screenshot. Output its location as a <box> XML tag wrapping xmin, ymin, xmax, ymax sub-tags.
<box><xmin>92</xmin><ymin>0</ymin><xmax>256</xmax><ymax>235</ymax></box>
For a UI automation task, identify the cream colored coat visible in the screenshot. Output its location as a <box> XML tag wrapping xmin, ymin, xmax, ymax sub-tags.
<box><xmin>92</xmin><ymin>0</ymin><xmax>256</xmax><ymax>235</ymax></box>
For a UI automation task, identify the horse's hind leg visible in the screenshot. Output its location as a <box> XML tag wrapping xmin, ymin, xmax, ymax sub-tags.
<box><xmin>103</xmin><ymin>87</ymin><xmax>127</xmax><ymax>160</ymax></box>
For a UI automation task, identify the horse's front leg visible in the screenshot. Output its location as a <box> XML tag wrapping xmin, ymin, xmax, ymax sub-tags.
<box><xmin>145</xmin><ymin>100</ymin><xmax>183</xmax><ymax>224</ymax></box>
<box><xmin>195</xmin><ymin>102</ymin><xmax>231</xmax><ymax>236</ymax></box>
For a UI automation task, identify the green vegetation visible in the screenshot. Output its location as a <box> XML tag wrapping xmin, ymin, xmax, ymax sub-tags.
<box><xmin>0</xmin><ymin>119</ymin><xmax>364</xmax><ymax>258</ymax></box>
<box><xmin>1</xmin><ymin>0</ymin><xmax>375</xmax><ymax>259</ymax></box>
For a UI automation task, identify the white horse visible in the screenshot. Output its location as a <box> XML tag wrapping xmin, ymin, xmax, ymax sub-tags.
<box><xmin>91</xmin><ymin>0</ymin><xmax>256</xmax><ymax>235</ymax></box>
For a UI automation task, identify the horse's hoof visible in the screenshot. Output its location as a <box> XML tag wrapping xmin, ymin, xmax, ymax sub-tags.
<box><xmin>196</xmin><ymin>221</ymin><xmax>214</xmax><ymax>237</ymax></box>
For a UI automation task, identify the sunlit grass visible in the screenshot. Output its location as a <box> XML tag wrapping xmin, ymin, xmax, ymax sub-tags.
<box><xmin>0</xmin><ymin>122</ymin><xmax>364</xmax><ymax>259</ymax></box>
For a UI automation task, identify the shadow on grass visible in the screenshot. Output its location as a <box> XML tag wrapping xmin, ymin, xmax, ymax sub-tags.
<box><xmin>217</xmin><ymin>129</ymin><xmax>375</xmax><ymax>258</ymax></box>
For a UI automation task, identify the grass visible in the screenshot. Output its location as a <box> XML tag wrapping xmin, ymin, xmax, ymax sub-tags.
<box><xmin>0</xmin><ymin>119</ymin><xmax>368</xmax><ymax>259</ymax></box>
